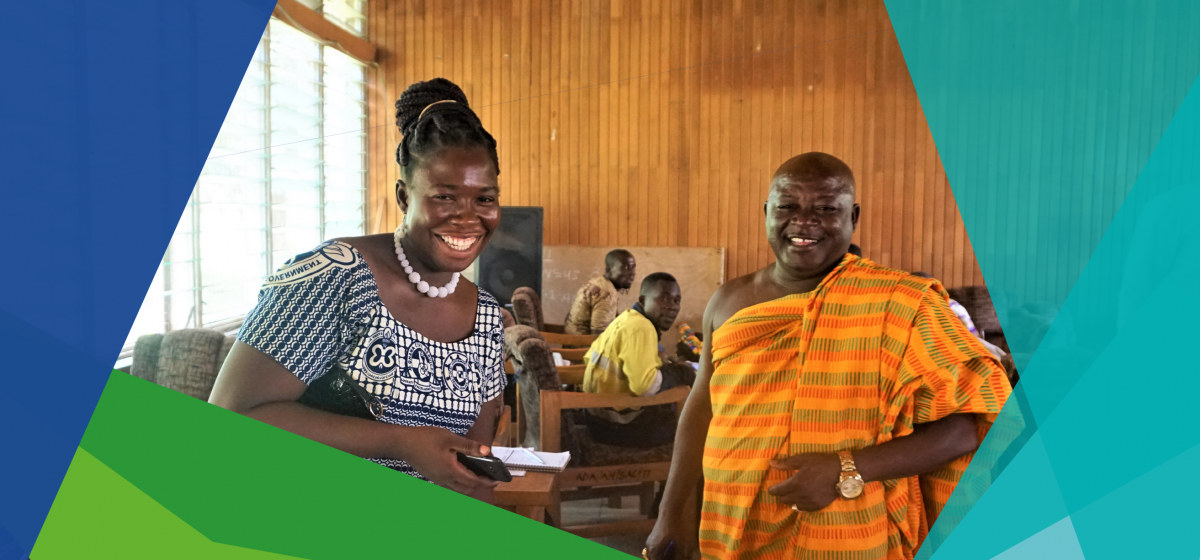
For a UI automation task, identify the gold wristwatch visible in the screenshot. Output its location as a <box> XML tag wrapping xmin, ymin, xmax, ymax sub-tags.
<box><xmin>835</xmin><ymin>450</ymin><xmax>865</xmax><ymax>499</ymax></box>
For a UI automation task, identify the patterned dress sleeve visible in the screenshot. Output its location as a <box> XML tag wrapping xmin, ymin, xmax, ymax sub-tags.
<box><xmin>480</xmin><ymin>293</ymin><xmax>508</xmax><ymax>403</ymax></box>
<box><xmin>236</xmin><ymin>241</ymin><xmax>363</xmax><ymax>385</ymax></box>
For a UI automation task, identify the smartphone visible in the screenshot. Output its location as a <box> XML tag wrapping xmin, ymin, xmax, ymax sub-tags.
<box><xmin>456</xmin><ymin>452</ymin><xmax>513</xmax><ymax>482</ymax></box>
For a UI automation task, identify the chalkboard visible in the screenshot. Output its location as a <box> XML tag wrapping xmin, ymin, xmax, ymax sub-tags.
<box><xmin>539</xmin><ymin>245</ymin><xmax>726</xmax><ymax>349</ymax></box>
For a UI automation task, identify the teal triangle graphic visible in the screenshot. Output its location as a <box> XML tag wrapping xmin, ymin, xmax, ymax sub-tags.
<box><xmin>990</xmin><ymin>517</ymin><xmax>1084</xmax><ymax>560</ymax></box>
<box><xmin>925</xmin><ymin>432</ymin><xmax>1067</xmax><ymax>560</ymax></box>
<box><xmin>887</xmin><ymin>0</ymin><xmax>1200</xmax><ymax>556</ymax></box>
<box><xmin>1069</xmin><ymin>441</ymin><xmax>1200</xmax><ymax>559</ymax></box>
<box><xmin>886</xmin><ymin>0</ymin><xmax>1200</xmax><ymax>366</ymax></box>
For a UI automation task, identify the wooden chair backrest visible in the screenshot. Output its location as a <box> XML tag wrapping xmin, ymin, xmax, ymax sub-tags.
<box><xmin>495</xmin><ymin>405</ymin><xmax>513</xmax><ymax>444</ymax></box>
<box><xmin>556</xmin><ymin>364</ymin><xmax>586</xmax><ymax>385</ymax></box>
<box><xmin>555</xmin><ymin>347</ymin><xmax>589</xmax><ymax>363</ymax></box>
<box><xmin>541</xmin><ymin>331</ymin><xmax>599</xmax><ymax>347</ymax></box>
<box><xmin>538</xmin><ymin>386</ymin><xmax>690</xmax><ymax>453</ymax></box>
<box><xmin>511</xmin><ymin>287</ymin><xmax>544</xmax><ymax>331</ymax></box>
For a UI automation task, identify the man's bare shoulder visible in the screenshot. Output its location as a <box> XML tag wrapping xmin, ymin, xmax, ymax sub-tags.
<box><xmin>708</xmin><ymin>267</ymin><xmax>776</xmax><ymax>331</ymax></box>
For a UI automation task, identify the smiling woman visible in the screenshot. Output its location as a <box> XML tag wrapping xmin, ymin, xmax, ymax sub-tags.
<box><xmin>208</xmin><ymin>78</ymin><xmax>510</xmax><ymax>502</ymax></box>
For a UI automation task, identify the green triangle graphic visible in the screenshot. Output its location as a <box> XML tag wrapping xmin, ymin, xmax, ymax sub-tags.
<box><xmin>32</xmin><ymin>448</ymin><xmax>306</xmax><ymax>559</ymax></box>
<box><xmin>57</xmin><ymin>372</ymin><xmax>626</xmax><ymax>559</ymax></box>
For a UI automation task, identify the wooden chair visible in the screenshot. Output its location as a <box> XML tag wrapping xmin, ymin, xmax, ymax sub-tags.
<box><xmin>505</xmin><ymin>325</ymin><xmax>688</xmax><ymax>537</ymax></box>
<box><xmin>556</xmin><ymin>364</ymin><xmax>586</xmax><ymax>386</ymax></box>
<box><xmin>540</xmin><ymin>386</ymin><xmax>688</xmax><ymax>537</ymax></box>
<box><xmin>495</xmin><ymin>404</ymin><xmax>513</xmax><ymax>446</ymax></box>
<box><xmin>508</xmin><ymin>355</ymin><xmax>584</xmax><ymax>447</ymax></box>
<box><xmin>510</xmin><ymin>286</ymin><xmax>567</xmax><ymax>333</ymax></box>
<box><xmin>511</xmin><ymin>287</ymin><xmax>546</xmax><ymax>331</ymax></box>
<box><xmin>554</xmin><ymin>347</ymin><xmax>589</xmax><ymax>364</ymax></box>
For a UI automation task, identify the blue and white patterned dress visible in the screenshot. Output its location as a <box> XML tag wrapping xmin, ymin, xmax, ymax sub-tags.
<box><xmin>237</xmin><ymin>240</ymin><xmax>506</xmax><ymax>479</ymax></box>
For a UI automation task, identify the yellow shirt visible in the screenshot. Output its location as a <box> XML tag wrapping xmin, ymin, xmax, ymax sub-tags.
<box><xmin>582</xmin><ymin>309</ymin><xmax>662</xmax><ymax>398</ymax></box>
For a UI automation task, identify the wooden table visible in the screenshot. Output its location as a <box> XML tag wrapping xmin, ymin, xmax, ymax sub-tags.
<box><xmin>494</xmin><ymin>471</ymin><xmax>560</xmax><ymax>523</ymax></box>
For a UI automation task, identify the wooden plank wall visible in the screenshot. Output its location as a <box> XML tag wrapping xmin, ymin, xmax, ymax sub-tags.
<box><xmin>364</xmin><ymin>0</ymin><xmax>985</xmax><ymax>287</ymax></box>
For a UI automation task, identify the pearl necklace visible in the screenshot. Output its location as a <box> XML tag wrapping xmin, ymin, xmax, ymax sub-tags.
<box><xmin>393</xmin><ymin>229</ymin><xmax>460</xmax><ymax>298</ymax></box>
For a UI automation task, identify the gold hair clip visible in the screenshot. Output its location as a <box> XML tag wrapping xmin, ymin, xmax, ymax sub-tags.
<box><xmin>417</xmin><ymin>99</ymin><xmax>459</xmax><ymax>121</ymax></box>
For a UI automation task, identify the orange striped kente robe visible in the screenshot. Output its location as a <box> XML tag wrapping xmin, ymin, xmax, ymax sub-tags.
<box><xmin>701</xmin><ymin>256</ymin><xmax>1012</xmax><ymax>560</ymax></box>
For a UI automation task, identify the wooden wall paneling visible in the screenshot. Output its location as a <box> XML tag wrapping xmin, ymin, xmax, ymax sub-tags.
<box><xmin>705</xmin><ymin>0</ymin><xmax>715</xmax><ymax>254</ymax></box>
<box><xmin>740</xmin><ymin>5</ymin><xmax>753</xmax><ymax>275</ymax></box>
<box><xmin>632</xmin><ymin>0</ymin><xmax>645</xmax><ymax>248</ymax></box>
<box><xmin>696</xmin><ymin>0</ymin><xmax>711</xmax><ymax>251</ymax></box>
<box><xmin>365</xmin><ymin>0</ymin><xmax>378</xmax><ymax>232</ymax></box>
<box><xmin>550</xmin><ymin>0</ymin><xmax>561</xmax><ymax>245</ymax></box>
<box><xmin>726</xmin><ymin>3</ymin><xmax>741</xmax><ymax>277</ymax></box>
<box><xmin>616</xmin><ymin>0</ymin><xmax>629</xmax><ymax>247</ymax></box>
<box><xmin>366</xmin><ymin>0</ymin><xmax>378</xmax><ymax>233</ymax></box>
<box><xmin>902</xmin><ymin>40</ymin><xmax>917</xmax><ymax>275</ymax></box>
<box><xmin>915</xmin><ymin>98</ymin><xmax>931</xmax><ymax>278</ymax></box>
<box><xmin>583</xmin><ymin>0</ymin><xmax>596</xmax><ymax>247</ymax></box>
<box><xmin>716</xmin><ymin>1</ymin><xmax>730</xmax><ymax>271</ymax></box>
<box><xmin>932</xmin><ymin>147</ymin><xmax>946</xmax><ymax>283</ymax></box>
<box><xmin>668</xmin><ymin>0</ymin><xmax>682</xmax><ymax>247</ymax></box>
<box><xmin>869</xmin><ymin>19</ymin><xmax>885</xmax><ymax>263</ymax></box>
<box><xmin>575</xmin><ymin>0</ymin><xmax>587</xmax><ymax>247</ymax></box>
<box><xmin>365</xmin><ymin>0</ymin><xmax>990</xmax><ymax>289</ymax></box>
<box><xmin>645</xmin><ymin>0</ymin><xmax>657</xmax><ymax>248</ymax></box>
<box><xmin>654</xmin><ymin>0</ymin><xmax>668</xmax><ymax>249</ymax></box>
<box><xmin>863</xmin><ymin>20</ymin><xmax>879</xmax><ymax>260</ymax></box>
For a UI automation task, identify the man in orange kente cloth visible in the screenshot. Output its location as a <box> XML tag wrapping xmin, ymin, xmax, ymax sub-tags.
<box><xmin>644</xmin><ymin>152</ymin><xmax>1012</xmax><ymax>560</ymax></box>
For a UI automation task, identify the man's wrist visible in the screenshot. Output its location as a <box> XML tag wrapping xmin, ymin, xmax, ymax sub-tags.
<box><xmin>834</xmin><ymin>450</ymin><xmax>865</xmax><ymax>499</ymax></box>
<box><xmin>656</xmin><ymin>493</ymin><xmax>689</xmax><ymax>523</ymax></box>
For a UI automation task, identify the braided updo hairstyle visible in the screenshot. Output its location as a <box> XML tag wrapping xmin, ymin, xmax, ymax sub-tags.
<box><xmin>395</xmin><ymin>78</ymin><xmax>499</xmax><ymax>180</ymax></box>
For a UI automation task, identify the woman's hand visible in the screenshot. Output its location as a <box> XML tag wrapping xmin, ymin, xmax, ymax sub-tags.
<box><xmin>397</xmin><ymin>426</ymin><xmax>502</xmax><ymax>494</ymax></box>
<box><xmin>766</xmin><ymin>453</ymin><xmax>841</xmax><ymax>512</ymax></box>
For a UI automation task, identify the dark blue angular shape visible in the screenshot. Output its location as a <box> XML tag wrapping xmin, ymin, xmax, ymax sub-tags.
<box><xmin>0</xmin><ymin>0</ymin><xmax>275</xmax><ymax>557</ymax></box>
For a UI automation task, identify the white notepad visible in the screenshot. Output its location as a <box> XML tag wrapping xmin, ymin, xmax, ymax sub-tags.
<box><xmin>491</xmin><ymin>447</ymin><xmax>571</xmax><ymax>473</ymax></box>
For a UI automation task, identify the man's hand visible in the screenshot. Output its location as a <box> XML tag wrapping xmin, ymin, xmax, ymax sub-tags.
<box><xmin>645</xmin><ymin>516</ymin><xmax>702</xmax><ymax>559</ymax></box>
<box><xmin>767</xmin><ymin>453</ymin><xmax>841</xmax><ymax>512</ymax></box>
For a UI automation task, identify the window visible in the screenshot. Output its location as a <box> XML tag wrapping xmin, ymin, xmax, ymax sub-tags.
<box><xmin>120</xmin><ymin>17</ymin><xmax>367</xmax><ymax>361</ymax></box>
<box><xmin>296</xmin><ymin>0</ymin><xmax>367</xmax><ymax>37</ymax></box>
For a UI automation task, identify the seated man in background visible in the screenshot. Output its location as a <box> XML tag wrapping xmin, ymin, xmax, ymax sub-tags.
<box><xmin>564</xmin><ymin>249</ymin><xmax>637</xmax><ymax>335</ymax></box>
<box><xmin>582</xmin><ymin>272</ymin><xmax>696</xmax><ymax>448</ymax></box>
